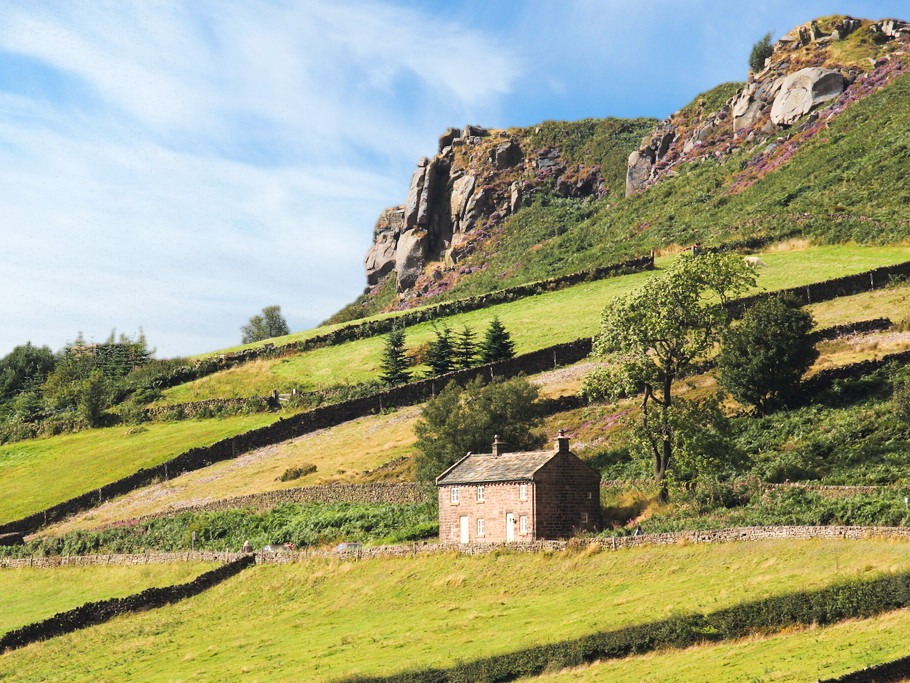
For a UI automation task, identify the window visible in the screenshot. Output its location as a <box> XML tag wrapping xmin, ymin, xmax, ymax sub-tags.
<box><xmin>476</xmin><ymin>486</ymin><xmax>485</xmax><ymax>503</ymax></box>
<box><xmin>450</xmin><ymin>487</ymin><xmax>459</xmax><ymax>504</ymax></box>
<box><xmin>519</xmin><ymin>515</ymin><xmax>528</xmax><ymax>534</ymax></box>
<box><xmin>519</xmin><ymin>483</ymin><xmax>528</xmax><ymax>500</ymax></box>
<box><xmin>477</xmin><ymin>518</ymin><xmax>485</xmax><ymax>536</ymax></box>
<box><xmin>587</xmin><ymin>491</ymin><xmax>593</xmax><ymax>500</ymax></box>
<box><xmin>582</xmin><ymin>512</ymin><xmax>589</xmax><ymax>523</ymax></box>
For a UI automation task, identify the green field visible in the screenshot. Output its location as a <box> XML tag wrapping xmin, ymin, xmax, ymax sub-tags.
<box><xmin>537</xmin><ymin>609</ymin><xmax>910</xmax><ymax>682</ymax></box>
<box><xmin>0</xmin><ymin>562</ymin><xmax>217</xmax><ymax>635</ymax></box>
<box><xmin>45</xmin><ymin>405</ymin><xmax>421</xmax><ymax>536</ymax></box>
<box><xmin>159</xmin><ymin>245</ymin><xmax>910</xmax><ymax>404</ymax></box>
<box><xmin>0</xmin><ymin>413</ymin><xmax>281</xmax><ymax>525</ymax></box>
<box><xmin>0</xmin><ymin>539</ymin><xmax>908</xmax><ymax>681</ymax></box>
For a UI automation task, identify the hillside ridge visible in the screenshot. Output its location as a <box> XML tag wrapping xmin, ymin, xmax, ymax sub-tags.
<box><xmin>348</xmin><ymin>15</ymin><xmax>908</xmax><ymax>321</ymax></box>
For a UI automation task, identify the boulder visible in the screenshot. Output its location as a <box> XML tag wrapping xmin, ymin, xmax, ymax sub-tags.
<box><xmin>625</xmin><ymin>149</ymin><xmax>653</xmax><ymax>195</ymax></box>
<box><xmin>449</xmin><ymin>174</ymin><xmax>476</xmax><ymax>229</ymax></box>
<box><xmin>463</xmin><ymin>124</ymin><xmax>488</xmax><ymax>138</ymax></box>
<box><xmin>395</xmin><ymin>228</ymin><xmax>427</xmax><ymax>291</ymax></box>
<box><xmin>510</xmin><ymin>181</ymin><xmax>522</xmax><ymax>214</ymax></box>
<box><xmin>364</xmin><ymin>207</ymin><xmax>404</xmax><ymax>285</ymax></box>
<box><xmin>492</xmin><ymin>140</ymin><xmax>523</xmax><ymax>169</ymax></box>
<box><xmin>438</xmin><ymin>127</ymin><xmax>461</xmax><ymax>152</ymax></box>
<box><xmin>770</xmin><ymin>67</ymin><xmax>845</xmax><ymax>126</ymax></box>
<box><xmin>404</xmin><ymin>162</ymin><xmax>427</xmax><ymax>228</ymax></box>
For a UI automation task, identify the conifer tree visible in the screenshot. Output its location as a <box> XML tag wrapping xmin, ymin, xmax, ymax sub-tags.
<box><xmin>425</xmin><ymin>325</ymin><xmax>454</xmax><ymax>376</ymax></box>
<box><xmin>380</xmin><ymin>329</ymin><xmax>411</xmax><ymax>386</ymax></box>
<box><xmin>453</xmin><ymin>325</ymin><xmax>478</xmax><ymax>370</ymax></box>
<box><xmin>480</xmin><ymin>317</ymin><xmax>515</xmax><ymax>364</ymax></box>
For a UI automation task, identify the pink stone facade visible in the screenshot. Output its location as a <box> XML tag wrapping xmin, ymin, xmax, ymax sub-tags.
<box><xmin>437</xmin><ymin>439</ymin><xmax>602</xmax><ymax>544</ymax></box>
<box><xmin>438</xmin><ymin>481</ymin><xmax>537</xmax><ymax>544</ymax></box>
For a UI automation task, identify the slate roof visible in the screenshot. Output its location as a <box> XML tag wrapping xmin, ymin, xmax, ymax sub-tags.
<box><xmin>435</xmin><ymin>450</ymin><xmax>558</xmax><ymax>485</ymax></box>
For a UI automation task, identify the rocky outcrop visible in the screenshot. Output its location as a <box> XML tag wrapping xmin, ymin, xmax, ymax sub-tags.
<box><xmin>625</xmin><ymin>131</ymin><xmax>674</xmax><ymax>195</ymax></box>
<box><xmin>770</xmin><ymin>67</ymin><xmax>845</xmax><ymax>125</ymax></box>
<box><xmin>626</xmin><ymin>15</ymin><xmax>909</xmax><ymax>196</ymax></box>
<box><xmin>365</xmin><ymin>207</ymin><xmax>404</xmax><ymax>286</ymax></box>
<box><xmin>364</xmin><ymin>122</ymin><xmax>616</xmax><ymax>295</ymax></box>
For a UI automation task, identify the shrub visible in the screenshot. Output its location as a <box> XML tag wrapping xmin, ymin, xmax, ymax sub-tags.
<box><xmin>748</xmin><ymin>32</ymin><xmax>774</xmax><ymax>72</ymax></box>
<box><xmin>276</xmin><ymin>464</ymin><xmax>317</xmax><ymax>482</ymax></box>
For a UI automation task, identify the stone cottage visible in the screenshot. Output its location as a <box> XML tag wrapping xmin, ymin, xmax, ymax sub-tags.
<box><xmin>435</xmin><ymin>430</ymin><xmax>602</xmax><ymax>544</ymax></box>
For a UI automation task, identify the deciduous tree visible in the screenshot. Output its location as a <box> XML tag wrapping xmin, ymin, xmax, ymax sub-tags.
<box><xmin>583</xmin><ymin>252</ymin><xmax>756</xmax><ymax>499</ymax></box>
<box><xmin>718</xmin><ymin>295</ymin><xmax>818</xmax><ymax>415</ymax></box>
<box><xmin>241</xmin><ymin>305</ymin><xmax>290</xmax><ymax>344</ymax></box>
<box><xmin>414</xmin><ymin>376</ymin><xmax>545</xmax><ymax>486</ymax></box>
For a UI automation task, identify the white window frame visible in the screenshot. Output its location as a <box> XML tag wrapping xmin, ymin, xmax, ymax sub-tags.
<box><xmin>519</xmin><ymin>515</ymin><xmax>528</xmax><ymax>534</ymax></box>
<box><xmin>477</xmin><ymin>518</ymin><xmax>485</xmax><ymax>536</ymax></box>
<box><xmin>476</xmin><ymin>485</ymin><xmax>485</xmax><ymax>503</ymax></box>
<box><xmin>582</xmin><ymin>512</ymin><xmax>589</xmax><ymax>523</ymax></box>
<box><xmin>450</xmin><ymin>487</ymin><xmax>459</xmax><ymax>504</ymax></box>
<box><xmin>519</xmin><ymin>483</ymin><xmax>528</xmax><ymax>501</ymax></box>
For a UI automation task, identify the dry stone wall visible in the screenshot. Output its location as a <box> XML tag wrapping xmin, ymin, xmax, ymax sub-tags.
<box><xmin>0</xmin><ymin>339</ymin><xmax>592</xmax><ymax>538</ymax></box>
<box><xmin>0</xmin><ymin>555</ymin><xmax>255</xmax><ymax>653</ymax></box>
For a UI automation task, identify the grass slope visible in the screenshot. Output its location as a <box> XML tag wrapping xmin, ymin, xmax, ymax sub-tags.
<box><xmin>159</xmin><ymin>244</ymin><xmax>910</xmax><ymax>404</ymax></box>
<box><xmin>0</xmin><ymin>413</ymin><xmax>281</xmax><ymax>525</ymax></box>
<box><xmin>0</xmin><ymin>562</ymin><xmax>217</xmax><ymax>635</ymax></box>
<box><xmin>537</xmin><ymin>609</ymin><xmax>910</xmax><ymax>682</ymax></box>
<box><xmin>0</xmin><ymin>539</ymin><xmax>907</xmax><ymax>681</ymax></box>
<box><xmin>45</xmin><ymin>405</ymin><xmax>421</xmax><ymax>535</ymax></box>
<box><xmin>444</xmin><ymin>71</ymin><xmax>910</xmax><ymax>298</ymax></box>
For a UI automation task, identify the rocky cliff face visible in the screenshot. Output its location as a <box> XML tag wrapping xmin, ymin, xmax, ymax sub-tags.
<box><xmin>362</xmin><ymin>120</ymin><xmax>644</xmax><ymax>304</ymax></box>
<box><xmin>625</xmin><ymin>16</ymin><xmax>909</xmax><ymax>196</ymax></box>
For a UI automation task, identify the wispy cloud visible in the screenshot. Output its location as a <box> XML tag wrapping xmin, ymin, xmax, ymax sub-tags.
<box><xmin>1</xmin><ymin>0</ymin><xmax>906</xmax><ymax>358</ymax></box>
<box><xmin>0</xmin><ymin>0</ymin><xmax>521</xmax><ymax>357</ymax></box>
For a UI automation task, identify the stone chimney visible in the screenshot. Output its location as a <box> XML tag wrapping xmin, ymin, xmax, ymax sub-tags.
<box><xmin>555</xmin><ymin>429</ymin><xmax>570</xmax><ymax>454</ymax></box>
<box><xmin>492</xmin><ymin>435</ymin><xmax>506</xmax><ymax>457</ymax></box>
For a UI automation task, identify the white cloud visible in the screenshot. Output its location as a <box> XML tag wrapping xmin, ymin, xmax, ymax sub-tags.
<box><xmin>0</xmin><ymin>1</ymin><xmax>522</xmax><ymax>357</ymax></box>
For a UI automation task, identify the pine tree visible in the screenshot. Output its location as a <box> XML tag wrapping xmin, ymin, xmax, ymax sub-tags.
<box><xmin>380</xmin><ymin>329</ymin><xmax>411</xmax><ymax>386</ymax></box>
<box><xmin>452</xmin><ymin>325</ymin><xmax>478</xmax><ymax>370</ymax></box>
<box><xmin>480</xmin><ymin>317</ymin><xmax>515</xmax><ymax>364</ymax></box>
<box><xmin>425</xmin><ymin>325</ymin><xmax>454</xmax><ymax>376</ymax></box>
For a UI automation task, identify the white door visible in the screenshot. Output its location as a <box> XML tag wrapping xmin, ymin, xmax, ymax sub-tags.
<box><xmin>459</xmin><ymin>516</ymin><xmax>470</xmax><ymax>544</ymax></box>
<box><xmin>506</xmin><ymin>513</ymin><xmax>515</xmax><ymax>542</ymax></box>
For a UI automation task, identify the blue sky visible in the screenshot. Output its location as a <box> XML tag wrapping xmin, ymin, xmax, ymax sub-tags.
<box><xmin>1</xmin><ymin>0</ymin><xmax>906</xmax><ymax>358</ymax></box>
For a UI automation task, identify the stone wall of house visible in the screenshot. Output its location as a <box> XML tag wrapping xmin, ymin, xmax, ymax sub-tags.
<box><xmin>534</xmin><ymin>451</ymin><xmax>603</xmax><ymax>539</ymax></box>
<box><xmin>438</xmin><ymin>481</ymin><xmax>536</xmax><ymax>544</ymax></box>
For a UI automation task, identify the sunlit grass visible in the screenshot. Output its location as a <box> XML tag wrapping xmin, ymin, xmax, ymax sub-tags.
<box><xmin>0</xmin><ymin>413</ymin><xmax>281</xmax><ymax>524</ymax></box>
<box><xmin>535</xmin><ymin>609</ymin><xmax>910</xmax><ymax>682</ymax></box>
<box><xmin>0</xmin><ymin>562</ymin><xmax>217</xmax><ymax>635</ymax></box>
<box><xmin>44</xmin><ymin>405</ymin><xmax>421</xmax><ymax>535</ymax></box>
<box><xmin>1</xmin><ymin>539</ymin><xmax>908</xmax><ymax>681</ymax></box>
<box><xmin>159</xmin><ymin>245</ymin><xmax>910</xmax><ymax>404</ymax></box>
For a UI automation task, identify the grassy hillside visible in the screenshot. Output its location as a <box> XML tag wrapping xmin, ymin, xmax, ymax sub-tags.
<box><xmin>0</xmin><ymin>413</ymin><xmax>281</xmax><ymax>524</ymax></box>
<box><xmin>1</xmin><ymin>539</ymin><xmax>908</xmax><ymax>681</ymax></box>
<box><xmin>0</xmin><ymin>562</ymin><xmax>217</xmax><ymax>635</ymax></box>
<box><xmin>44</xmin><ymin>405</ymin><xmax>421</xmax><ymax>535</ymax></box>
<box><xmin>160</xmin><ymin>245</ymin><xmax>910</xmax><ymax>404</ymax></box>
<box><xmin>538</xmin><ymin>609</ymin><xmax>910</xmax><ymax>682</ymax></box>
<box><xmin>5</xmin><ymin>243</ymin><xmax>909</xmax><ymax>533</ymax></box>
<box><xmin>439</xmin><ymin>70</ymin><xmax>910</xmax><ymax>300</ymax></box>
